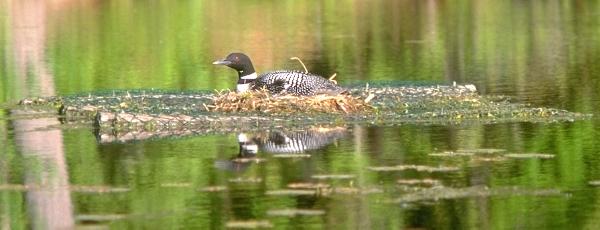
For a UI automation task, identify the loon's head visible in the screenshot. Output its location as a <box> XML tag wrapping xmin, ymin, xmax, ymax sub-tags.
<box><xmin>213</xmin><ymin>53</ymin><xmax>256</xmax><ymax>78</ymax></box>
<box><xmin>213</xmin><ymin>53</ymin><xmax>258</xmax><ymax>92</ymax></box>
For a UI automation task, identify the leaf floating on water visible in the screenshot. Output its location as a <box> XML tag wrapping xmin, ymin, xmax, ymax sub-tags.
<box><xmin>226</xmin><ymin>220</ymin><xmax>273</xmax><ymax>229</ymax></box>
<box><xmin>333</xmin><ymin>187</ymin><xmax>384</xmax><ymax>195</ymax></box>
<box><xmin>471</xmin><ymin>156</ymin><xmax>508</xmax><ymax>162</ymax></box>
<box><xmin>429</xmin><ymin>151</ymin><xmax>474</xmax><ymax>157</ymax></box>
<box><xmin>504</xmin><ymin>153</ymin><xmax>555</xmax><ymax>159</ymax></box>
<box><xmin>265</xmin><ymin>189</ymin><xmax>316</xmax><ymax>196</ymax></box>
<box><xmin>456</xmin><ymin>149</ymin><xmax>507</xmax><ymax>154</ymax></box>
<box><xmin>71</xmin><ymin>185</ymin><xmax>131</xmax><ymax>193</ymax></box>
<box><xmin>397</xmin><ymin>179</ymin><xmax>441</xmax><ymax>186</ymax></box>
<box><xmin>367</xmin><ymin>165</ymin><xmax>459</xmax><ymax>172</ymax></box>
<box><xmin>76</xmin><ymin>214</ymin><xmax>127</xmax><ymax>222</ymax></box>
<box><xmin>311</xmin><ymin>174</ymin><xmax>355</xmax><ymax>180</ymax></box>
<box><xmin>266</xmin><ymin>209</ymin><xmax>326</xmax><ymax>217</ymax></box>
<box><xmin>160</xmin><ymin>183</ymin><xmax>193</xmax><ymax>188</ymax></box>
<box><xmin>397</xmin><ymin>185</ymin><xmax>431</xmax><ymax>193</ymax></box>
<box><xmin>588</xmin><ymin>181</ymin><xmax>600</xmax><ymax>186</ymax></box>
<box><xmin>287</xmin><ymin>182</ymin><xmax>330</xmax><ymax>189</ymax></box>
<box><xmin>228</xmin><ymin>177</ymin><xmax>263</xmax><ymax>183</ymax></box>
<box><xmin>199</xmin><ymin>186</ymin><xmax>227</xmax><ymax>192</ymax></box>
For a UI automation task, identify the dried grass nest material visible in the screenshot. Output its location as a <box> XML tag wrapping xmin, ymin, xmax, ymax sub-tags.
<box><xmin>207</xmin><ymin>89</ymin><xmax>374</xmax><ymax>114</ymax></box>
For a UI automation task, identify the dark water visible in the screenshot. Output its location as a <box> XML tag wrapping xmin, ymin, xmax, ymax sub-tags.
<box><xmin>2</xmin><ymin>0</ymin><xmax>600</xmax><ymax>229</ymax></box>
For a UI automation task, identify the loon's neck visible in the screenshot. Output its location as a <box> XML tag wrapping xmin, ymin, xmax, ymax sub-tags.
<box><xmin>237</xmin><ymin>72</ymin><xmax>258</xmax><ymax>92</ymax></box>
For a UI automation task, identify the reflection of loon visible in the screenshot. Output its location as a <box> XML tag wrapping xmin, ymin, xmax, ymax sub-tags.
<box><xmin>215</xmin><ymin>127</ymin><xmax>347</xmax><ymax>171</ymax></box>
<box><xmin>239</xmin><ymin>128</ymin><xmax>347</xmax><ymax>155</ymax></box>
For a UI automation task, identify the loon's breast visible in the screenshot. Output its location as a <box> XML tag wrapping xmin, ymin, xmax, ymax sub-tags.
<box><xmin>253</xmin><ymin>71</ymin><xmax>345</xmax><ymax>96</ymax></box>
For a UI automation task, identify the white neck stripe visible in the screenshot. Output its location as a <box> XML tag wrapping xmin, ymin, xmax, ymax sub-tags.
<box><xmin>241</xmin><ymin>72</ymin><xmax>258</xmax><ymax>80</ymax></box>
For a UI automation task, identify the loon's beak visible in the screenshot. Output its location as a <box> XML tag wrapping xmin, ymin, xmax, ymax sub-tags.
<box><xmin>212</xmin><ymin>59</ymin><xmax>231</xmax><ymax>65</ymax></box>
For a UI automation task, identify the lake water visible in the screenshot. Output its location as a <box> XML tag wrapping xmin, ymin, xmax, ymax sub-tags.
<box><xmin>2</xmin><ymin>0</ymin><xmax>600</xmax><ymax>229</ymax></box>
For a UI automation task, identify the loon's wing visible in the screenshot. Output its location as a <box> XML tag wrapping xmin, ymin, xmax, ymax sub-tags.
<box><xmin>254</xmin><ymin>75</ymin><xmax>288</xmax><ymax>94</ymax></box>
<box><xmin>269</xmin><ymin>79</ymin><xmax>288</xmax><ymax>94</ymax></box>
<box><xmin>257</xmin><ymin>70</ymin><xmax>345</xmax><ymax>96</ymax></box>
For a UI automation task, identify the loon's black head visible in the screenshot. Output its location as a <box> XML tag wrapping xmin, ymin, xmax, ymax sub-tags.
<box><xmin>213</xmin><ymin>53</ymin><xmax>256</xmax><ymax>77</ymax></box>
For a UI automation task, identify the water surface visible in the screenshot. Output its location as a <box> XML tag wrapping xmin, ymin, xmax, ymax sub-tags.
<box><xmin>1</xmin><ymin>0</ymin><xmax>600</xmax><ymax>229</ymax></box>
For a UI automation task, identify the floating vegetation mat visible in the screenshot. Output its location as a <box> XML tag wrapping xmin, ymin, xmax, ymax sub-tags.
<box><xmin>504</xmin><ymin>153</ymin><xmax>555</xmax><ymax>159</ymax></box>
<box><xmin>287</xmin><ymin>182</ymin><xmax>331</xmax><ymax>189</ymax></box>
<box><xmin>266</xmin><ymin>209</ymin><xmax>326</xmax><ymax>217</ymax></box>
<box><xmin>266</xmin><ymin>189</ymin><xmax>317</xmax><ymax>196</ymax></box>
<box><xmin>228</xmin><ymin>177</ymin><xmax>263</xmax><ymax>183</ymax></box>
<box><xmin>311</xmin><ymin>174</ymin><xmax>356</xmax><ymax>180</ymax></box>
<box><xmin>588</xmin><ymin>181</ymin><xmax>600</xmax><ymax>186</ymax></box>
<box><xmin>160</xmin><ymin>183</ymin><xmax>193</xmax><ymax>188</ymax></box>
<box><xmin>396</xmin><ymin>179</ymin><xmax>441</xmax><ymax>186</ymax></box>
<box><xmin>392</xmin><ymin>186</ymin><xmax>562</xmax><ymax>203</ymax></box>
<box><xmin>11</xmin><ymin>84</ymin><xmax>591</xmax><ymax>142</ymax></box>
<box><xmin>198</xmin><ymin>186</ymin><xmax>228</xmax><ymax>192</ymax></box>
<box><xmin>429</xmin><ymin>149</ymin><xmax>555</xmax><ymax>161</ymax></box>
<box><xmin>225</xmin><ymin>220</ymin><xmax>273</xmax><ymax>229</ymax></box>
<box><xmin>265</xmin><ymin>187</ymin><xmax>383</xmax><ymax>196</ymax></box>
<box><xmin>368</xmin><ymin>164</ymin><xmax>460</xmax><ymax>172</ymax></box>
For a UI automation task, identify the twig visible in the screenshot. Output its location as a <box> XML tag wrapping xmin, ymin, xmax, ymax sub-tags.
<box><xmin>364</xmin><ymin>94</ymin><xmax>375</xmax><ymax>103</ymax></box>
<box><xmin>329</xmin><ymin>73</ymin><xmax>338</xmax><ymax>84</ymax></box>
<box><xmin>290</xmin><ymin>57</ymin><xmax>308</xmax><ymax>73</ymax></box>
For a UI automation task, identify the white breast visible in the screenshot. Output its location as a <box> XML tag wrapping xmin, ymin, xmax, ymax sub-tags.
<box><xmin>237</xmin><ymin>83</ymin><xmax>251</xmax><ymax>92</ymax></box>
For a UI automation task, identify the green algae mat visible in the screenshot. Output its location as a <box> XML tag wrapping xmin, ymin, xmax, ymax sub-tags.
<box><xmin>9</xmin><ymin>84</ymin><xmax>590</xmax><ymax>142</ymax></box>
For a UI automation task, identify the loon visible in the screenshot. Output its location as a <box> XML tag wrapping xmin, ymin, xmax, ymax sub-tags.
<box><xmin>213</xmin><ymin>53</ymin><xmax>345</xmax><ymax>96</ymax></box>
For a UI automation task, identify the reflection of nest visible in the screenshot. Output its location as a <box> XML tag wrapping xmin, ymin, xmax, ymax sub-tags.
<box><xmin>207</xmin><ymin>89</ymin><xmax>373</xmax><ymax>114</ymax></box>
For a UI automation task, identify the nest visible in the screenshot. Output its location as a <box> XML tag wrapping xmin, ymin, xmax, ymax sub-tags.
<box><xmin>207</xmin><ymin>89</ymin><xmax>373</xmax><ymax>114</ymax></box>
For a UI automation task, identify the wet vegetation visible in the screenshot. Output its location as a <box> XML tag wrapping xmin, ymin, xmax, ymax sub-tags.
<box><xmin>13</xmin><ymin>84</ymin><xmax>589</xmax><ymax>143</ymax></box>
